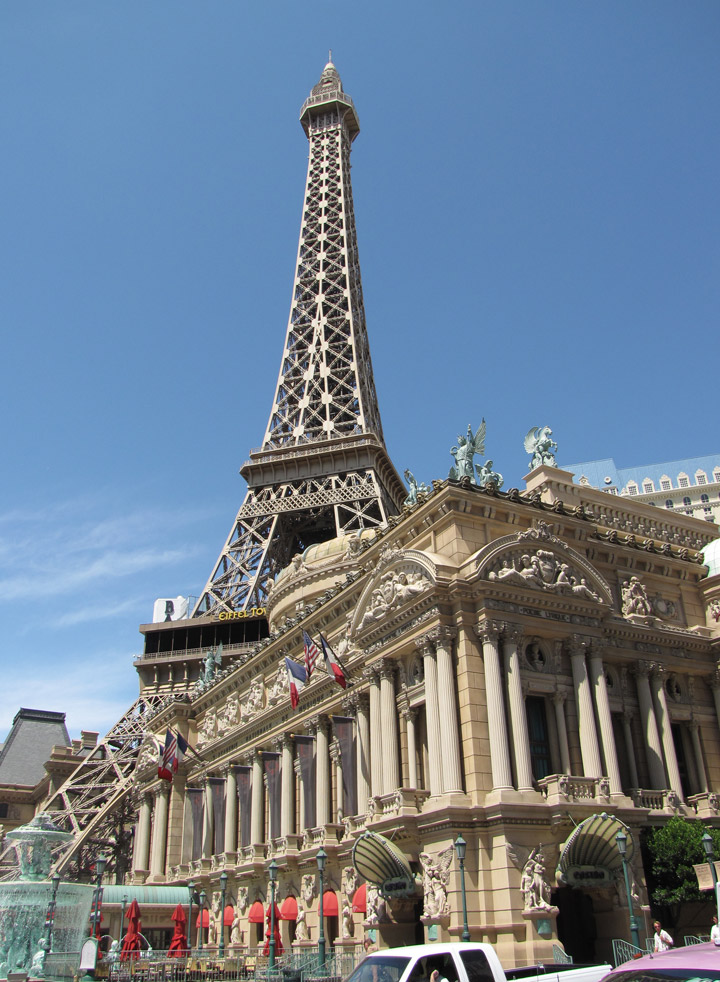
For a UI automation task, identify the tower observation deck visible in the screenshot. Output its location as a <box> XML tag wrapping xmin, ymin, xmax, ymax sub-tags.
<box><xmin>194</xmin><ymin>61</ymin><xmax>405</xmax><ymax>616</ymax></box>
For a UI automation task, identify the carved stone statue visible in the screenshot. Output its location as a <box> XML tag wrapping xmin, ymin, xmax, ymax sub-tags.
<box><xmin>359</xmin><ymin>568</ymin><xmax>430</xmax><ymax>629</ymax></box>
<box><xmin>710</xmin><ymin>599</ymin><xmax>720</xmax><ymax>623</ymax></box>
<box><xmin>521</xmin><ymin>848</ymin><xmax>552</xmax><ymax>911</ymax></box>
<box><xmin>203</xmin><ymin>645</ymin><xmax>222</xmax><ymax>684</ymax></box>
<box><xmin>267</xmin><ymin>658</ymin><xmax>290</xmax><ymax>707</ymax></box>
<box><xmin>621</xmin><ymin>576</ymin><xmax>652</xmax><ymax>617</ymax></box>
<box><xmin>365</xmin><ymin>884</ymin><xmax>386</xmax><ymax>926</ymax></box>
<box><xmin>419</xmin><ymin>846</ymin><xmax>453</xmax><ymax>919</ymax></box>
<box><xmin>243</xmin><ymin>677</ymin><xmax>265</xmax><ymax>719</ymax></box>
<box><xmin>30</xmin><ymin>939</ymin><xmax>49</xmax><ymax>979</ymax></box>
<box><xmin>197</xmin><ymin>709</ymin><xmax>217</xmax><ymax>747</ymax></box>
<box><xmin>404</xmin><ymin>469</ymin><xmax>430</xmax><ymax>506</ymax></box>
<box><xmin>236</xmin><ymin>885</ymin><xmax>249</xmax><ymax>913</ymax></box>
<box><xmin>295</xmin><ymin>905</ymin><xmax>308</xmax><ymax>942</ymax></box>
<box><xmin>524</xmin><ymin>426</ymin><xmax>557</xmax><ymax>470</ymax></box>
<box><xmin>230</xmin><ymin>907</ymin><xmax>243</xmax><ymax>946</ymax></box>
<box><xmin>476</xmin><ymin>459</ymin><xmax>503</xmax><ymax>490</ymax></box>
<box><xmin>207</xmin><ymin>891</ymin><xmax>222</xmax><ymax>947</ymax></box>
<box><xmin>342</xmin><ymin>898</ymin><xmax>354</xmax><ymax>938</ymax></box>
<box><xmin>449</xmin><ymin>421</ymin><xmax>486</xmax><ymax>482</ymax></box>
<box><xmin>216</xmin><ymin>696</ymin><xmax>239</xmax><ymax>737</ymax></box>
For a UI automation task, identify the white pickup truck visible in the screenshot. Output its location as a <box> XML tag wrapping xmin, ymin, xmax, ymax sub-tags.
<box><xmin>344</xmin><ymin>943</ymin><xmax>611</xmax><ymax>982</ymax></box>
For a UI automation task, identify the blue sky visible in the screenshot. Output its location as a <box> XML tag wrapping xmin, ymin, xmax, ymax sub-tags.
<box><xmin>1</xmin><ymin>2</ymin><xmax>718</xmax><ymax>738</ymax></box>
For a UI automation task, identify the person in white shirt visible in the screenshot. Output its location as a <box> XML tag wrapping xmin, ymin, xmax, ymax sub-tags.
<box><xmin>711</xmin><ymin>915</ymin><xmax>720</xmax><ymax>946</ymax></box>
<box><xmin>653</xmin><ymin>920</ymin><xmax>673</xmax><ymax>952</ymax></box>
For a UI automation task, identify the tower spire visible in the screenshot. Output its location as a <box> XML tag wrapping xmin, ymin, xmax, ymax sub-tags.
<box><xmin>194</xmin><ymin>64</ymin><xmax>404</xmax><ymax>617</ymax></box>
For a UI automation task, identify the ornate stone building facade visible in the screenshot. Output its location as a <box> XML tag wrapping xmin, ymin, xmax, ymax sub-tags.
<box><xmin>130</xmin><ymin>463</ymin><xmax>720</xmax><ymax>965</ymax></box>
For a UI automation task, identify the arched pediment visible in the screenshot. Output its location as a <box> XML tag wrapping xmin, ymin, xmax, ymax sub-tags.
<box><xmin>351</xmin><ymin>545</ymin><xmax>437</xmax><ymax>637</ymax></box>
<box><xmin>475</xmin><ymin>521</ymin><xmax>613</xmax><ymax>605</ymax></box>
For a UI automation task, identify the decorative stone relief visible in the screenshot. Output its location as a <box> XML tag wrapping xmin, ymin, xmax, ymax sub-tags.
<box><xmin>359</xmin><ymin>569</ymin><xmax>430</xmax><ymax>630</ymax></box>
<box><xmin>216</xmin><ymin>696</ymin><xmax>240</xmax><ymax>737</ymax></box>
<box><xmin>709</xmin><ymin>600</ymin><xmax>720</xmax><ymax>623</ymax></box>
<box><xmin>365</xmin><ymin>883</ymin><xmax>387</xmax><ymax>926</ymax></box>
<box><xmin>489</xmin><ymin>550</ymin><xmax>600</xmax><ymax>600</ymax></box>
<box><xmin>197</xmin><ymin>709</ymin><xmax>217</xmax><ymax>748</ymax></box>
<box><xmin>621</xmin><ymin>577</ymin><xmax>652</xmax><ymax>618</ymax></box>
<box><xmin>135</xmin><ymin>737</ymin><xmax>161</xmax><ymax>778</ymax></box>
<box><xmin>520</xmin><ymin>848</ymin><xmax>553</xmax><ymax>911</ymax></box>
<box><xmin>652</xmin><ymin>595</ymin><xmax>678</xmax><ymax>620</ymax></box>
<box><xmin>524</xmin><ymin>640</ymin><xmax>547</xmax><ymax>672</ymax></box>
<box><xmin>267</xmin><ymin>658</ymin><xmax>290</xmax><ymax>707</ymax></box>
<box><xmin>419</xmin><ymin>846</ymin><xmax>453</xmax><ymax>919</ymax></box>
<box><xmin>242</xmin><ymin>677</ymin><xmax>265</xmax><ymax>720</ymax></box>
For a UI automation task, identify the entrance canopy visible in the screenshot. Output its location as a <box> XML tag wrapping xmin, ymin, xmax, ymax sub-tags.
<box><xmin>352</xmin><ymin>830</ymin><xmax>414</xmax><ymax>894</ymax></box>
<box><xmin>557</xmin><ymin>812</ymin><xmax>634</xmax><ymax>887</ymax></box>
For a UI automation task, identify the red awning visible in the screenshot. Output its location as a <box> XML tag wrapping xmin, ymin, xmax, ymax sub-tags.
<box><xmin>352</xmin><ymin>883</ymin><xmax>366</xmax><ymax>913</ymax></box>
<box><xmin>280</xmin><ymin>896</ymin><xmax>298</xmax><ymax>921</ymax></box>
<box><xmin>248</xmin><ymin>901</ymin><xmax>264</xmax><ymax>923</ymax></box>
<box><xmin>224</xmin><ymin>904</ymin><xmax>234</xmax><ymax>927</ymax></box>
<box><xmin>196</xmin><ymin>909</ymin><xmax>209</xmax><ymax>928</ymax></box>
<box><xmin>319</xmin><ymin>890</ymin><xmax>338</xmax><ymax>917</ymax></box>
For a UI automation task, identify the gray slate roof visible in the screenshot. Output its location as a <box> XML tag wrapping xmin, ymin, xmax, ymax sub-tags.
<box><xmin>0</xmin><ymin>708</ymin><xmax>71</xmax><ymax>787</ymax></box>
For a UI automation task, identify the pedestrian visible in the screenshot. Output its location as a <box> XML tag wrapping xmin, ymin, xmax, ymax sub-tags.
<box><xmin>653</xmin><ymin>920</ymin><xmax>673</xmax><ymax>952</ymax></box>
<box><xmin>711</xmin><ymin>915</ymin><xmax>720</xmax><ymax>947</ymax></box>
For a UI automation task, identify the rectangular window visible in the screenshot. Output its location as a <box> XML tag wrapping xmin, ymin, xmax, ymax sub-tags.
<box><xmin>697</xmin><ymin>473</ymin><xmax>707</xmax><ymax>485</ymax></box>
<box><xmin>526</xmin><ymin>696</ymin><xmax>552</xmax><ymax>780</ymax></box>
<box><xmin>679</xmin><ymin>476</ymin><xmax>689</xmax><ymax>487</ymax></box>
<box><xmin>643</xmin><ymin>482</ymin><xmax>654</xmax><ymax>493</ymax></box>
<box><xmin>661</xmin><ymin>479</ymin><xmax>671</xmax><ymax>490</ymax></box>
<box><xmin>626</xmin><ymin>485</ymin><xmax>638</xmax><ymax>495</ymax></box>
<box><xmin>0</xmin><ymin>803</ymin><xmax>7</xmax><ymax>819</ymax></box>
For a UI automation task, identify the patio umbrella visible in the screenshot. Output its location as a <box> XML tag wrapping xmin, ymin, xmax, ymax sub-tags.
<box><xmin>168</xmin><ymin>903</ymin><xmax>189</xmax><ymax>957</ymax></box>
<box><xmin>120</xmin><ymin>899</ymin><xmax>142</xmax><ymax>961</ymax></box>
<box><xmin>262</xmin><ymin>902</ymin><xmax>283</xmax><ymax>956</ymax></box>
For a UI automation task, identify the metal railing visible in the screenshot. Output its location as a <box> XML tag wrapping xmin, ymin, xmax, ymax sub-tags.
<box><xmin>552</xmin><ymin>945</ymin><xmax>573</xmax><ymax>964</ymax></box>
<box><xmin>684</xmin><ymin>935</ymin><xmax>710</xmax><ymax>946</ymax></box>
<box><xmin>611</xmin><ymin>939</ymin><xmax>645</xmax><ymax>967</ymax></box>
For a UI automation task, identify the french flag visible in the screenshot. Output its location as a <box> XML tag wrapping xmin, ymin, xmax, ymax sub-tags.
<box><xmin>319</xmin><ymin>634</ymin><xmax>347</xmax><ymax>689</ymax></box>
<box><xmin>285</xmin><ymin>657</ymin><xmax>307</xmax><ymax>709</ymax></box>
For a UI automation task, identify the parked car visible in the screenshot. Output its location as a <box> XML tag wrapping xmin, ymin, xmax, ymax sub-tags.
<box><xmin>603</xmin><ymin>941</ymin><xmax>720</xmax><ymax>982</ymax></box>
<box><xmin>344</xmin><ymin>943</ymin><xmax>611</xmax><ymax>982</ymax></box>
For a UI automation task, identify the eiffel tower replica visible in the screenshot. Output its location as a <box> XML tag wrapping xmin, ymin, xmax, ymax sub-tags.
<box><xmin>0</xmin><ymin>61</ymin><xmax>404</xmax><ymax>881</ymax></box>
<box><xmin>194</xmin><ymin>59</ymin><xmax>404</xmax><ymax>616</ymax></box>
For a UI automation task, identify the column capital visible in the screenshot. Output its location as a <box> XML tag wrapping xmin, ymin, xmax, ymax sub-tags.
<box><xmin>552</xmin><ymin>689</ymin><xmax>567</xmax><ymax>707</ymax></box>
<box><xmin>379</xmin><ymin>657</ymin><xmax>397</xmax><ymax>682</ymax></box>
<box><xmin>414</xmin><ymin>634</ymin><xmax>436</xmax><ymax>657</ymax></box>
<box><xmin>401</xmin><ymin>705</ymin><xmax>418</xmax><ymax>723</ymax></box>
<box><xmin>307</xmin><ymin>714</ymin><xmax>330</xmax><ymax>736</ymax></box>
<box><xmin>632</xmin><ymin>659</ymin><xmax>653</xmax><ymax>680</ymax></box>
<box><xmin>342</xmin><ymin>691</ymin><xmax>358</xmax><ymax>714</ymax></box>
<box><xmin>567</xmin><ymin>633</ymin><xmax>592</xmax><ymax>657</ymax></box>
<box><xmin>426</xmin><ymin>625</ymin><xmax>457</xmax><ymax>648</ymax></box>
<box><xmin>502</xmin><ymin>621</ymin><xmax>524</xmax><ymax>645</ymax></box>
<box><xmin>708</xmin><ymin>667</ymin><xmax>720</xmax><ymax>691</ymax></box>
<box><xmin>475</xmin><ymin>618</ymin><xmax>503</xmax><ymax>644</ymax></box>
<box><xmin>362</xmin><ymin>664</ymin><xmax>381</xmax><ymax>683</ymax></box>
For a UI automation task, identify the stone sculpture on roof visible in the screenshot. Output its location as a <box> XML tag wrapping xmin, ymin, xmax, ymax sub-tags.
<box><xmin>524</xmin><ymin>426</ymin><xmax>558</xmax><ymax>470</ymax></box>
<box><xmin>449</xmin><ymin>421</ymin><xmax>486</xmax><ymax>482</ymax></box>
<box><xmin>403</xmin><ymin>469</ymin><xmax>430</xmax><ymax>506</ymax></box>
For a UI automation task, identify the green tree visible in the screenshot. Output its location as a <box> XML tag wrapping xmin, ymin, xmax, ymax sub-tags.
<box><xmin>645</xmin><ymin>817</ymin><xmax>720</xmax><ymax>911</ymax></box>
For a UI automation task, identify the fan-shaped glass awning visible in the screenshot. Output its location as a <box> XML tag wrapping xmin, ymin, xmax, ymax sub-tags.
<box><xmin>557</xmin><ymin>813</ymin><xmax>634</xmax><ymax>885</ymax></box>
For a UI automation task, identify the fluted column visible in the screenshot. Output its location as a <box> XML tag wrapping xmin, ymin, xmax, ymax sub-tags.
<box><xmin>588</xmin><ymin>647</ymin><xmax>622</xmax><ymax>795</ymax></box>
<box><xmin>569</xmin><ymin>637</ymin><xmax>603</xmax><ymax>779</ymax></box>
<box><xmin>202</xmin><ymin>778</ymin><xmax>214</xmax><ymax>858</ymax></box>
<box><xmin>366</xmin><ymin>668</ymin><xmax>383</xmax><ymax>797</ymax></box>
<box><xmin>503</xmin><ymin>623</ymin><xmax>533</xmax><ymax>791</ymax></box>
<box><xmin>330</xmin><ymin>739</ymin><xmax>343</xmax><ymax>821</ymax></box>
<box><xmin>294</xmin><ymin>755</ymin><xmax>305</xmax><ymax>831</ymax></box>
<box><xmin>280</xmin><ymin>735</ymin><xmax>295</xmax><ymax>835</ymax></box>
<box><xmin>709</xmin><ymin>669</ymin><xmax>720</xmax><ymax>730</ymax></box>
<box><xmin>379</xmin><ymin>660</ymin><xmax>400</xmax><ymax>793</ymax></box>
<box><xmin>133</xmin><ymin>793</ymin><xmax>152</xmax><ymax>873</ymax></box>
<box><xmin>403</xmin><ymin>708</ymin><xmax>418</xmax><ymax>789</ymax></box>
<box><xmin>621</xmin><ymin>712</ymin><xmax>640</xmax><ymax>789</ymax></box>
<box><xmin>689</xmin><ymin>722</ymin><xmax>708</xmax><ymax>793</ymax></box>
<box><xmin>312</xmin><ymin>716</ymin><xmax>331</xmax><ymax>826</ymax></box>
<box><xmin>651</xmin><ymin>666</ymin><xmax>684</xmax><ymax>798</ymax></box>
<box><xmin>251</xmin><ymin>753</ymin><xmax>264</xmax><ymax>843</ymax></box>
<box><xmin>355</xmin><ymin>694</ymin><xmax>371</xmax><ymax>811</ymax></box>
<box><xmin>430</xmin><ymin>626</ymin><xmax>463</xmax><ymax>793</ymax></box>
<box><xmin>416</xmin><ymin>637</ymin><xmax>442</xmax><ymax>796</ymax></box>
<box><xmin>224</xmin><ymin>766</ymin><xmax>238</xmax><ymax>854</ymax></box>
<box><xmin>150</xmin><ymin>785</ymin><xmax>170</xmax><ymax>878</ymax></box>
<box><xmin>475</xmin><ymin>619</ymin><xmax>513</xmax><ymax>790</ymax></box>
<box><xmin>633</xmin><ymin>662</ymin><xmax>666</xmax><ymax>789</ymax></box>
<box><xmin>552</xmin><ymin>692</ymin><xmax>571</xmax><ymax>774</ymax></box>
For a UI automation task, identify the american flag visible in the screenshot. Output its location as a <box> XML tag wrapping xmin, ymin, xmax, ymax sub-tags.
<box><xmin>158</xmin><ymin>728</ymin><xmax>188</xmax><ymax>782</ymax></box>
<box><xmin>302</xmin><ymin>629</ymin><xmax>320</xmax><ymax>677</ymax></box>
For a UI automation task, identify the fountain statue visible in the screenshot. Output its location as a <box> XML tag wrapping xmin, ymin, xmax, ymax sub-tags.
<box><xmin>0</xmin><ymin>813</ymin><xmax>95</xmax><ymax>980</ymax></box>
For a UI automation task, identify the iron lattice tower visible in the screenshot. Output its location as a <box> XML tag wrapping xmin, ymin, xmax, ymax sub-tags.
<box><xmin>195</xmin><ymin>61</ymin><xmax>404</xmax><ymax>616</ymax></box>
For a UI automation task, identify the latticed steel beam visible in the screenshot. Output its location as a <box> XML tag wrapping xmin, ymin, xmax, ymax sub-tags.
<box><xmin>194</xmin><ymin>61</ymin><xmax>404</xmax><ymax>617</ymax></box>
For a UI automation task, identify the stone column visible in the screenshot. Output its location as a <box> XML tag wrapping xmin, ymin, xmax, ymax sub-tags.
<box><xmin>689</xmin><ymin>722</ymin><xmax>708</xmax><ymax>793</ymax></box>
<box><xmin>224</xmin><ymin>766</ymin><xmax>238</xmax><ymax>854</ymax></box>
<box><xmin>633</xmin><ymin>662</ymin><xmax>667</xmax><ymax>790</ymax></box>
<box><xmin>430</xmin><ymin>626</ymin><xmax>463</xmax><ymax>794</ymax></box>
<box><xmin>709</xmin><ymin>669</ymin><xmax>720</xmax><ymax>730</ymax></box>
<box><xmin>202</xmin><ymin>778</ymin><xmax>214</xmax><ymax>859</ymax></box>
<box><xmin>587</xmin><ymin>647</ymin><xmax>623</xmax><ymax>795</ymax></box>
<box><xmin>366</xmin><ymin>668</ymin><xmax>383</xmax><ymax>797</ymax></box>
<box><xmin>502</xmin><ymin>623</ymin><xmax>534</xmax><ymax>791</ymax></box>
<box><xmin>280</xmin><ymin>735</ymin><xmax>295</xmax><ymax>835</ymax></box>
<box><xmin>568</xmin><ymin>637</ymin><xmax>603</xmax><ymax>779</ymax></box>
<box><xmin>651</xmin><ymin>666</ymin><xmax>684</xmax><ymax>798</ymax></box>
<box><xmin>552</xmin><ymin>692</ymin><xmax>571</xmax><ymax>775</ymax></box>
<box><xmin>312</xmin><ymin>716</ymin><xmax>331</xmax><ymax>826</ymax></box>
<box><xmin>475</xmin><ymin>619</ymin><xmax>513</xmax><ymax>790</ymax></box>
<box><xmin>330</xmin><ymin>739</ymin><xmax>343</xmax><ymax>821</ymax></box>
<box><xmin>403</xmin><ymin>708</ymin><xmax>418</xmax><ymax>789</ymax></box>
<box><xmin>149</xmin><ymin>785</ymin><xmax>170</xmax><ymax>879</ymax></box>
<box><xmin>294</xmin><ymin>755</ymin><xmax>305</xmax><ymax>831</ymax></box>
<box><xmin>133</xmin><ymin>793</ymin><xmax>152</xmax><ymax>874</ymax></box>
<box><xmin>379</xmin><ymin>659</ymin><xmax>400</xmax><ymax>793</ymax></box>
<box><xmin>416</xmin><ymin>636</ymin><xmax>442</xmax><ymax>796</ymax></box>
<box><xmin>251</xmin><ymin>753</ymin><xmax>264</xmax><ymax>844</ymax></box>
<box><xmin>621</xmin><ymin>712</ymin><xmax>640</xmax><ymax>789</ymax></box>
<box><xmin>355</xmin><ymin>694</ymin><xmax>371</xmax><ymax>812</ymax></box>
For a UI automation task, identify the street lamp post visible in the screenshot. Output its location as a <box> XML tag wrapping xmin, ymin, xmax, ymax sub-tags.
<box><xmin>46</xmin><ymin>873</ymin><xmax>61</xmax><ymax>952</ymax></box>
<box><xmin>268</xmin><ymin>861</ymin><xmax>278</xmax><ymax>969</ymax></box>
<box><xmin>91</xmin><ymin>856</ymin><xmax>107</xmax><ymax>941</ymax></box>
<box><xmin>454</xmin><ymin>835</ymin><xmax>471</xmax><ymax>942</ymax></box>
<box><xmin>198</xmin><ymin>891</ymin><xmax>206</xmax><ymax>952</ymax></box>
<box><xmin>219</xmin><ymin>872</ymin><xmax>228</xmax><ymax>957</ymax></box>
<box><xmin>188</xmin><ymin>881</ymin><xmax>196</xmax><ymax>953</ymax></box>
<box><xmin>120</xmin><ymin>894</ymin><xmax>128</xmax><ymax>949</ymax></box>
<box><xmin>316</xmin><ymin>848</ymin><xmax>326</xmax><ymax>967</ymax></box>
<box><xmin>702</xmin><ymin>833</ymin><xmax>719</xmax><ymax>923</ymax></box>
<box><xmin>616</xmin><ymin>831</ymin><xmax>640</xmax><ymax>949</ymax></box>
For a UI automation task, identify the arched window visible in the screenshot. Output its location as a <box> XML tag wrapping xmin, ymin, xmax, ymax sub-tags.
<box><xmin>665</xmin><ymin>500</ymin><xmax>674</xmax><ymax>509</ymax></box>
<box><xmin>683</xmin><ymin>496</ymin><xmax>691</xmax><ymax>506</ymax></box>
<box><xmin>701</xmin><ymin>494</ymin><xmax>709</xmax><ymax>504</ymax></box>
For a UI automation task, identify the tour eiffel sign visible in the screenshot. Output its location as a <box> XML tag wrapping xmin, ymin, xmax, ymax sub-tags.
<box><xmin>194</xmin><ymin>60</ymin><xmax>404</xmax><ymax>616</ymax></box>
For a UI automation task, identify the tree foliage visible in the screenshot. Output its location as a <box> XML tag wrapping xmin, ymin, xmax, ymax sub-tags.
<box><xmin>645</xmin><ymin>817</ymin><xmax>720</xmax><ymax>909</ymax></box>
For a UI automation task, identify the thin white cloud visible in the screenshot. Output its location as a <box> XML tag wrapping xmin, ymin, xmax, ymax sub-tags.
<box><xmin>52</xmin><ymin>596</ymin><xmax>146</xmax><ymax>628</ymax></box>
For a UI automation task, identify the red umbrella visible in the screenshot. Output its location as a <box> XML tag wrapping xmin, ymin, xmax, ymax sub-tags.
<box><xmin>262</xmin><ymin>902</ymin><xmax>283</xmax><ymax>956</ymax></box>
<box><xmin>168</xmin><ymin>904</ymin><xmax>189</xmax><ymax>957</ymax></box>
<box><xmin>120</xmin><ymin>899</ymin><xmax>142</xmax><ymax>961</ymax></box>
